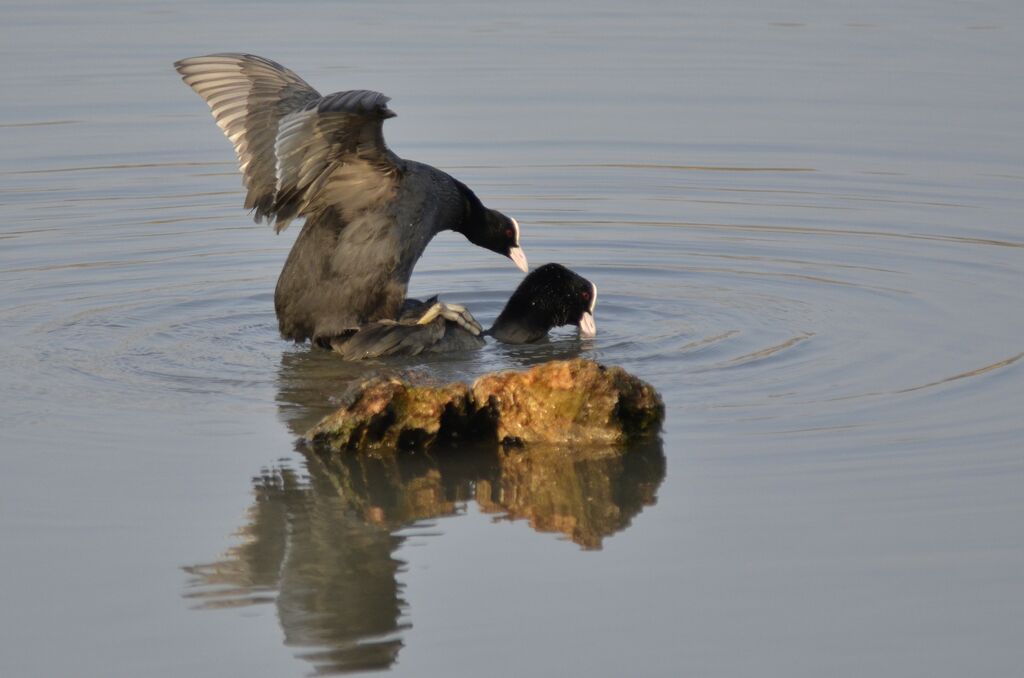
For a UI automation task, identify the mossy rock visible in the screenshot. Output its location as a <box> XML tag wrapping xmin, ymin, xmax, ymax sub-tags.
<box><xmin>472</xmin><ymin>359</ymin><xmax>664</xmax><ymax>446</ymax></box>
<box><xmin>306</xmin><ymin>379</ymin><xmax>474</xmax><ymax>454</ymax></box>
<box><xmin>306</xmin><ymin>359</ymin><xmax>664</xmax><ymax>454</ymax></box>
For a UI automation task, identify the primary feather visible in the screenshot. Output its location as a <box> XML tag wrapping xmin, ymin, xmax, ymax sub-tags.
<box><xmin>175</xmin><ymin>53</ymin><xmax>525</xmax><ymax>343</ymax></box>
<box><xmin>174</xmin><ymin>53</ymin><xmax>399</xmax><ymax>233</ymax></box>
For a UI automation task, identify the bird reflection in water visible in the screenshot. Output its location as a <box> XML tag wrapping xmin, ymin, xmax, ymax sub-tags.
<box><xmin>183</xmin><ymin>349</ymin><xmax>665</xmax><ymax>674</ymax></box>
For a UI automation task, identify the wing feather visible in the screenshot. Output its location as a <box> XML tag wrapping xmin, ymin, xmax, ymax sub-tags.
<box><xmin>175</xmin><ymin>53</ymin><xmax>402</xmax><ymax>232</ymax></box>
<box><xmin>175</xmin><ymin>54</ymin><xmax>321</xmax><ymax>225</ymax></box>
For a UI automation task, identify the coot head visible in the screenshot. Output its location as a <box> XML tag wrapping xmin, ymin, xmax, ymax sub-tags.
<box><xmin>454</xmin><ymin>180</ymin><xmax>528</xmax><ymax>272</ymax></box>
<box><xmin>489</xmin><ymin>263</ymin><xmax>597</xmax><ymax>344</ymax></box>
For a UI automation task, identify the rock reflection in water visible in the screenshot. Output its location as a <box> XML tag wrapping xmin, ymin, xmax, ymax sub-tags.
<box><xmin>182</xmin><ymin>350</ymin><xmax>663</xmax><ymax>675</ymax></box>
<box><xmin>474</xmin><ymin>441</ymin><xmax>665</xmax><ymax>549</ymax></box>
<box><xmin>186</xmin><ymin>442</ymin><xmax>664</xmax><ymax>672</ymax></box>
<box><xmin>316</xmin><ymin>437</ymin><xmax>666</xmax><ymax>549</ymax></box>
<box><xmin>183</xmin><ymin>349</ymin><xmax>665</xmax><ymax>673</ymax></box>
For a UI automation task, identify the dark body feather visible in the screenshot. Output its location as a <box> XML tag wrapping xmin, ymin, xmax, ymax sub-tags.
<box><xmin>330</xmin><ymin>264</ymin><xmax>596</xmax><ymax>360</ymax></box>
<box><xmin>175</xmin><ymin>53</ymin><xmax>525</xmax><ymax>342</ymax></box>
<box><xmin>274</xmin><ymin>161</ymin><xmax>466</xmax><ymax>341</ymax></box>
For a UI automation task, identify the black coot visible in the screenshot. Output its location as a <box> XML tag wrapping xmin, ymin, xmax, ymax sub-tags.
<box><xmin>174</xmin><ymin>54</ymin><xmax>528</xmax><ymax>343</ymax></box>
<box><xmin>331</xmin><ymin>264</ymin><xmax>597</xmax><ymax>360</ymax></box>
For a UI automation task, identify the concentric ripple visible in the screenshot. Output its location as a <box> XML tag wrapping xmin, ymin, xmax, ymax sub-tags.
<box><xmin>3</xmin><ymin>158</ymin><xmax>1022</xmax><ymax>454</ymax></box>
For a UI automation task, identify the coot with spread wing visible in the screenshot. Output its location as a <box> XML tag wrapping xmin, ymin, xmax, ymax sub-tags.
<box><xmin>175</xmin><ymin>54</ymin><xmax>528</xmax><ymax>343</ymax></box>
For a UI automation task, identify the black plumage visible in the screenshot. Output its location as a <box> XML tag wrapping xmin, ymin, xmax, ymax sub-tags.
<box><xmin>331</xmin><ymin>264</ymin><xmax>597</xmax><ymax>360</ymax></box>
<box><xmin>174</xmin><ymin>54</ymin><xmax>528</xmax><ymax>343</ymax></box>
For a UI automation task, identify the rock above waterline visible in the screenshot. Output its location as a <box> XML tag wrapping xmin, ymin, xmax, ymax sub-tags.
<box><xmin>305</xmin><ymin>359</ymin><xmax>664</xmax><ymax>454</ymax></box>
<box><xmin>471</xmin><ymin>359</ymin><xmax>664</xmax><ymax>445</ymax></box>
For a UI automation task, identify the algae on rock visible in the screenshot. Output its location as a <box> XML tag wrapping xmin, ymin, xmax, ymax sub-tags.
<box><xmin>306</xmin><ymin>378</ymin><xmax>477</xmax><ymax>454</ymax></box>
<box><xmin>472</xmin><ymin>359</ymin><xmax>664</xmax><ymax>446</ymax></box>
<box><xmin>306</xmin><ymin>358</ymin><xmax>664</xmax><ymax>454</ymax></box>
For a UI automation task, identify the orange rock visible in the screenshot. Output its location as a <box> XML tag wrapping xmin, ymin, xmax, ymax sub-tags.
<box><xmin>306</xmin><ymin>359</ymin><xmax>663</xmax><ymax>454</ymax></box>
<box><xmin>472</xmin><ymin>359</ymin><xmax>663</xmax><ymax>446</ymax></box>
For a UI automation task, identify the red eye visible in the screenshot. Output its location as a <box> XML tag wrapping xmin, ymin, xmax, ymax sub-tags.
<box><xmin>505</xmin><ymin>228</ymin><xmax>514</xmax><ymax>239</ymax></box>
<box><xmin>581</xmin><ymin>291</ymin><xmax>590</xmax><ymax>301</ymax></box>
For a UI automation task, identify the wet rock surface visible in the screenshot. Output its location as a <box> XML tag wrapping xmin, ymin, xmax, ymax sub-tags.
<box><xmin>305</xmin><ymin>359</ymin><xmax>664</xmax><ymax>454</ymax></box>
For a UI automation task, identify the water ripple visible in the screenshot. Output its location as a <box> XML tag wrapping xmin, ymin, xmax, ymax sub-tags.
<box><xmin>1</xmin><ymin>157</ymin><xmax>1021</xmax><ymax>451</ymax></box>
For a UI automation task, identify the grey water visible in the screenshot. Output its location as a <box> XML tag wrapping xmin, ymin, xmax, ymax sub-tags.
<box><xmin>2</xmin><ymin>1</ymin><xmax>1023</xmax><ymax>676</ymax></box>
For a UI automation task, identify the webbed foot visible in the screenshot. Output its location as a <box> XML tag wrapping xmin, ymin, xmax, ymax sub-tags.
<box><xmin>417</xmin><ymin>301</ymin><xmax>482</xmax><ymax>335</ymax></box>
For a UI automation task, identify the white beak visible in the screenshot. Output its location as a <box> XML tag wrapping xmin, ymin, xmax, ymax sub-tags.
<box><xmin>579</xmin><ymin>311</ymin><xmax>596</xmax><ymax>338</ymax></box>
<box><xmin>509</xmin><ymin>246</ymin><xmax>528</xmax><ymax>273</ymax></box>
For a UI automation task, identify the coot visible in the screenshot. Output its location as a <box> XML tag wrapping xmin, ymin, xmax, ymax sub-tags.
<box><xmin>174</xmin><ymin>54</ymin><xmax>528</xmax><ymax>342</ymax></box>
<box><xmin>331</xmin><ymin>263</ymin><xmax>597</xmax><ymax>360</ymax></box>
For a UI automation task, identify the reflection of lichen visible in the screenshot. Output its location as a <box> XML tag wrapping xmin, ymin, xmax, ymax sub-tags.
<box><xmin>184</xmin><ymin>412</ymin><xmax>665</xmax><ymax>674</ymax></box>
<box><xmin>314</xmin><ymin>437</ymin><xmax>666</xmax><ymax>550</ymax></box>
<box><xmin>307</xmin><ymin>359</ymin><xmax>664</xmax><ymax>453</ymax></box>
<box><xmin>476</xmin><ymin>441</ymin><xmax>666</xmax><ymax>549</ymax></box>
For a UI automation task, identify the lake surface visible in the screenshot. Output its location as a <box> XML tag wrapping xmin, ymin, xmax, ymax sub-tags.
<box><xmin>2</xmin><ymin>1</ymin><xmax>1022</xmax><ymax>676</ymax></box>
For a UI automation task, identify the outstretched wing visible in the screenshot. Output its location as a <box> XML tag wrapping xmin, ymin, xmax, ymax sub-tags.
<box><xmin>174</xmin><ymin>53</ymin><xmax>401</xmax><ymax>232</ymax></box>
<box><xmin>272</xmin><ymin>89</ymin><xmax>401</xmax><ymax>230</ymax></box>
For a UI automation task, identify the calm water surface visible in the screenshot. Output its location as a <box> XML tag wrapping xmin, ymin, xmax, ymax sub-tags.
<box><xmin>2</xmin><ymin>1</ymin><xmax>1023</xmax><ymax>676</ymax></box>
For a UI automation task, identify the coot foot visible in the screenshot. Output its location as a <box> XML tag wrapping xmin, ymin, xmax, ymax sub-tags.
<box><xmin>417</xmin><ymin>301</ymin><xmax>482</xmax><ymax>336</ymax></box>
